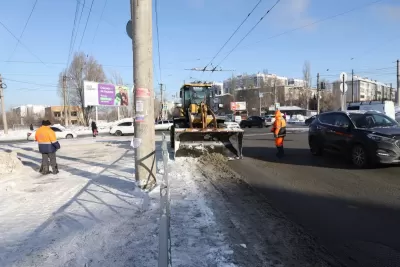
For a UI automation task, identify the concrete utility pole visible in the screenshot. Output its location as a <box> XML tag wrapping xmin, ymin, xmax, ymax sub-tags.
<box><xmin>397</xmin><ymin>59</ymin><xmax>400</xmax><ymax>105</ymax></box>
<box><xmin>390</xmin><ymin>83</ymin><xmax>393</xmax><ymax>101</ymax></box>
<box><xmin>316</xmin><ymin>73</ymin><xmax>320</xmax><ymax>114</ymax></box>
<box><xmin>351</xmin><ymin>69</ymin><xmax>354</xmax><ymax>102</ymax></box>
<box><xmin>160</xmin><ymin>83</ymin><xmax>164</xmax><ymax>120</ymax></box>
<box><xmin>131</xmin><ymin>0</ymin><xmax>156</xmax><ymax>189</ymax></box>
<box><xmin>62</xmin><ymin>75</ymin><xmax>68</xmax><ymax>127</ymax></box>
<box><xmin>0</xmin><ymin>75</ymin><xmax>8</xmax><ymax>134</ymax></box>
<box><xmin>341</xmin><ymin>73</ymin><xmax>346</xmax><ymax>111</ymax></box>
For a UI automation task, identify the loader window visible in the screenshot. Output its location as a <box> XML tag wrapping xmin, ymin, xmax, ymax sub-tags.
<box><xmin>191</xmin><ymin>86</ymin><xmax>208</xmax><ymax>104</ymax></box>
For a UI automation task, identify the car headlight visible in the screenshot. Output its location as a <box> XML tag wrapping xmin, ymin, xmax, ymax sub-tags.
<box><xmin>367</xmin><ymin>134</ymin><xmax>397</xmax><ymax>144</ymax></box>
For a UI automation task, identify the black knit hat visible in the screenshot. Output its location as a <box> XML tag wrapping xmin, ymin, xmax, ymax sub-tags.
<box><xmin>42</xmin><ymin>120</ymin><xmax>51</xmax><ymax>126</ymax></box>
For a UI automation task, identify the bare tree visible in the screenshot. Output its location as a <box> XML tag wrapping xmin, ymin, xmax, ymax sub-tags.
<box><xmin>58</xmin><ymin>52</ymin><xmax>106</xmax><ymax>126</ymax></box>
<box><xmin>301</xmin><ymin>60</ymin><xmax>312</xmax><ymax>109</ymax></box>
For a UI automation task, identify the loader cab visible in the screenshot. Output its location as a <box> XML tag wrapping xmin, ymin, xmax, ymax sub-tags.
<box><xmin>180</xmin><ymin>83</ymin><xmax>214</xmax><ymax>108</ymax></box>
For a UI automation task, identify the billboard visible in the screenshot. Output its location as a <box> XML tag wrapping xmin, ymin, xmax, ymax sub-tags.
<box><xmin>230</xmin><ymin>101</ymin><xmax>246</xmax><ymax>111</ymax></box>
<box><xmin>83</xmin><ymin>81</ymin><xmax>129</xmax><ymax>107</ymax></box>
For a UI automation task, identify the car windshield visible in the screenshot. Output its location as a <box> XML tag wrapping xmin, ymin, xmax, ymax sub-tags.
<box><xmin>349</xmin><ymin>113</ymin><xmax>398</xmax><ymax>128</ymax></box>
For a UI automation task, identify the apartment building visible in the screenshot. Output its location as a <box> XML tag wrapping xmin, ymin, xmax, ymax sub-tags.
<box><xmin>332</xmin><ymin>76</ymin><xmax>394</xmax><ymax>102</ymax></box>
<box><xmin>45</xmin><ymin>106</ymin><xmax>84</xmax><ymax>125</ymax></box>
<box><xmin>223</xmin><ymin>73</ymin><xmax>303</xmax><ymax>94</ymax></box>
<box><xmin>12</xmin><ymin>104</ymin><xmax>48</xmax><ymax>124</ymax></box>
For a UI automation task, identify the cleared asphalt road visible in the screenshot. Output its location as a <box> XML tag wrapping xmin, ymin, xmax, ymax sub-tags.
<box><xmin>228</xmin><ymin>132</ymin><xmax>400</xmax><ymax>267</ymax></box>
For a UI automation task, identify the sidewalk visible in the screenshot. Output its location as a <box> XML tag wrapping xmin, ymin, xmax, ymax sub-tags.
<box><xmin>0</xmin><ymin>138</ymin><xmax>159</xmax><ymax>266</ymax></box>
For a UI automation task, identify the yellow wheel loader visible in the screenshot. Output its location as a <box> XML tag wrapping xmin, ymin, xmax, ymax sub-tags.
<box><xmin>170</xmin><ymin>82</ymin><xmax>244</xmax><ymax>159</ymax></box>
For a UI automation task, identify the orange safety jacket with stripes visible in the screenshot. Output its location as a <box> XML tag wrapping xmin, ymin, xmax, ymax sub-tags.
<box><xmin>35</xmin><ymin>126</ymin><xmax>60</xmax><ymax>154</ymax></box>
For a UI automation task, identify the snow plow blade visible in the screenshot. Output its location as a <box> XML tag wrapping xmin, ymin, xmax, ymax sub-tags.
<box><xmin>174</xmin><ymin>128</ymin><xmax>244</xmax><ymax>158</ymax></box>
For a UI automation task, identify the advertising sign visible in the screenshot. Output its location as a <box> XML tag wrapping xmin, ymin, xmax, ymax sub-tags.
<box><xmin>234</xmin><ymin>101</ymin><xmax>246</xmax><ymax>111</ymax></box>
<box><xmin>84</xmin><ymin>81</ymin><xmax>129</xmax><ymax>107</ymax></box>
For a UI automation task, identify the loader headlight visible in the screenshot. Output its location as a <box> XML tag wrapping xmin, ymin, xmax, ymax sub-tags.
<box><xmin>218</xmin><ymin>104</ymin><xmax>223</xmax><ymax>108</ymax></box>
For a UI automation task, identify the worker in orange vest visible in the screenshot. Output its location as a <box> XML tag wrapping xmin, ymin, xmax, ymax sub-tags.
<box><xmin>271</xmin><ymin>110</ymin><xmax>287</xmax><ymax>158</ymax></box>
<box><xmin>35</xmin><ymin>120</ymin><xmax>60</xmax><ymax>174</ymax></box>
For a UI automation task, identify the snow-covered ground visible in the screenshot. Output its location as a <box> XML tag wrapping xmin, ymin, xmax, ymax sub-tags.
<box><xmin>0</xmin><ymin>136</ymin><xmax>242</xmax><ymax>267</ymax></box>
<box><xmin>0</xmin><ymin>137</ymin><xmax>161</xmax><ymax>266</ymax></box>
<box><xmin>0</xmin><ymin>135</ymin><xmax>336</xmax><ymax>266</ymax></box>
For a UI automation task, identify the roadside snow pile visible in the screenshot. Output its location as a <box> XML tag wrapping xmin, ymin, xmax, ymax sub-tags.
<box><xmin>0</xmin><ymin>151</ymin><xmax>24</xmax><ymax>175</ymax></box>
<box><xmin>167</xmin><ymin>157</ymin><xmax>237</xmax><ymax>266</ymax></box>
<box><xmin>0</xmin><ymin>130</ymin><xmax>28</xmax><ymax>141</ymax></box>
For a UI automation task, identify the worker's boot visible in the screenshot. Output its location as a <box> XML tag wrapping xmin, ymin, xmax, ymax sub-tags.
<box><xmin>52</xmin><ymin>164</ymin><xmax>59</xmax><ymax>175</ymax></box>
<box><xmin>40</xmin><ymin>165</ymin><xmax>51</xmax><ymax>175</ymax></box>
<box><xmin>276</xmin><ymin>146</ymin><xmax>284</xmax><ymax>158</ymax></box>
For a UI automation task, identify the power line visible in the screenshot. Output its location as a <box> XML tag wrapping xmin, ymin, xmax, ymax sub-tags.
<box><xmin>0</xmin><ymin>20</ymin><xmax>46</xmax><ymax>66</ymax></box>
<box><xmin>66</xmin><ymin>1</ymin><xmax>81</xmax><ymax>69</ymax></box>
<box><xmin>212</xmin><ymin>0</ymin><xmax>281</xmax><ymax>70</ymax></box>
<box><xmin>202</xmin><ymin>0</ymin><xmax>263</xmax><ymax>71</ymax></box>
<box><xmin>91</xmin><ymin>0</ymin><xmax>108</xmax><ymax>45</ymax></box>
<box><xmin>239</xmin><ymin>0</ymin><xmax>385</xmax><ymax>52</ymax></box>
<box><xmin>7</xmin><ymin>0</ymin><xmax>39</xmax><ymax>62</ymax></box>
<box><xmin>78</xmin><ymin>0</ymin><xmax>95</xmax><ymax>51</ymax></box>
<box><xmin>155</xmin><ymin>0</ymin><xmax>162</xmax><ymax>83</ymax></box>
<box><xmin>2</xmin><ymin>77</ymin><xmax>59</xmax><ymax>88</ymax></box>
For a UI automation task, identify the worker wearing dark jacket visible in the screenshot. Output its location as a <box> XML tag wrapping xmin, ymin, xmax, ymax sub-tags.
<box><xmin>35</xmin><ymin>120</ymin><xmax>60</xmax><ymax>174</ymax></box>
<box><xmin>271</xmin><ymin>110</ymin><xmax>287</xmax><ymax>158</ymax></box>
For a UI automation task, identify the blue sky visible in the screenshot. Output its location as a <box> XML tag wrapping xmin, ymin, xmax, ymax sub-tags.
<box><xmin>0</xmin><ymin>0</ymin><xmax>399</xmax><ymax>109</ymax></box>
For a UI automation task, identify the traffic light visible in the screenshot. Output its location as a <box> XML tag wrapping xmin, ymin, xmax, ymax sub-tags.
<box><xmin>320</xmin><ymin>82</ymin><xmax>326</xmax><ymax>90</ymax></box>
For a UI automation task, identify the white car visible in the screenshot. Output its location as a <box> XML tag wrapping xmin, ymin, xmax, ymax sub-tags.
<box><xmin>264</xmin><ymin>115</ymin><xmax>275</xmax><ymax>126</ymax></box>
<box><xmin>224</xmin><ymin>121</ymin><xmax>241</xmax><ymax>129</ymax></box>
<box><xmin>109</xmin><ymin>120</ymin><xmax>134</xmax><ymax>136</ymax></box>
<box><xmin>155</xmin><ymin>120</ymin><xmax>173</xmax><ymax>131</ymax></box>
<box><xmin>27</xmin><ymin>126</ymin><xmax>78</xmax><ymax>141</ymax></box>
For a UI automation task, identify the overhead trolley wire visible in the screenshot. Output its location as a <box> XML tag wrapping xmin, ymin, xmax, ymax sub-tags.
<box><xmin>212</xmin><ymin>0</ymin><xmax>281</xmax><ymax>70</ymax></box>
<box><xmin>202</xmin><ymin>0</ymin><xmax>263</xmax><ymax>71</ymax></box>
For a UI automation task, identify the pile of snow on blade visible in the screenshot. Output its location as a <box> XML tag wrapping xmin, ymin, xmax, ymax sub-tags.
<box><xmin>0</xmin><ymin>151</ymin><xmax>24</xmax><ymax>175</ymax></box>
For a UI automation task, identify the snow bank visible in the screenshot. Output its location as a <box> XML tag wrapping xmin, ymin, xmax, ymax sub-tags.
<box><xmin>167</xmin><ymin>157</ymin><xmax>238</xmax><ymax>266</ymax></box>
<box><xmin>0</xmin><ymin>151</ymin><xmax>24</xmax><ymax>175</ymax></box>
<box><xmin>0</xmin><ymin>138</ymin><xmax>159</xmax><ymax>267</ymax></box>
<box><xmin>0</xmin><ymin>130</ymin><xmax>29</xmax><ymax>141</ymax></box>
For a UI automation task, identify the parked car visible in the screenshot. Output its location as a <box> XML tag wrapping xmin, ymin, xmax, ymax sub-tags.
<box><xmin>305</xmin><ymin>115</ymin><xmax>317</xmax><ymax>126</ymax></box>
<box><xmin>239</xmin><ymin>116</ymin><xmax>266</xmax><ymax>128</ymax></box>
<box><xmin>308</xmin><ymin>110</ymin><xmax>400</xmax><ymax>168</ymax></box>
<box><xmin>27</xmin><ymin>126</ymin><xmax>77</xmax><ymax>141</ymax></box>
<box><xmin>109</xmin><ymin>120</ymin><xmax>134</xmax><ymax>136</ymax></box>
<box><xmin>264</xmin><ymin>115</ymin><xmax>275</xmax><ymax>126</ymax></box>
<box><xmin>155</xmin><ymin>120</ymin><xmax>173</xmax><ymax>131</ymax></box>
<box><xmin>223</xmin><ymin>121</ymin><xmax>241</xmax><ymax>129</ymax></box>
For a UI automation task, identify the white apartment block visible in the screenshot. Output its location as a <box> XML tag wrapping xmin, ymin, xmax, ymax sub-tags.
<box><xmin>211</xmin><ymin>82</ymin><xmax>224</xmax><ymax>95</ymax></box>
<box><xmin>332</xmin><ymin>76</ymin><xmax>394</xmax><ymax>102</ymax></box>
<box><xmin>223</xmin><ymin>73</ymin><xmax>304</xmax><ymax>94</ymax></box>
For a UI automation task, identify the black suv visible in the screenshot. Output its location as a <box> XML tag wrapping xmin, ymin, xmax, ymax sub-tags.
<box><xmin>239</xmin><ymin>116</ymin><xmax>266</xmax><ymax>128</ymax></box>
<box><xmin>308</xmin><ymin>110</ymin><xmax>400</xmax><ymax>168</ymax></box>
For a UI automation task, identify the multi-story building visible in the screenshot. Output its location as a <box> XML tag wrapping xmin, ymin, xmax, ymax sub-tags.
<box><xmin>332</xmin><ymin>76</ymin><xmax>394</xmax><ymax>102</ymax></box>
<box><xmin>45</xmin><ymin>106</ymin><xmax>84</xmax><ymax>125</ymax></box>
<box><xmin>223</xmin><ymin>73</ymin><xmax>304</xmax><ymax>94</ymax></box>
<box><xmin>12</xmin><ymin>104</ymin><xmax>47</xmax><ymax>124</ymax></box>
<box><xmin>211</xmin><ymin>82</ymin><xmax>224</xmax><ymax>95</ymax></box>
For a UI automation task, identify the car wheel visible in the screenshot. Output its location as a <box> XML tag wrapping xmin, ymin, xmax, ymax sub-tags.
<box><xmin>309</xmin><ymin>138</ymin><xmax>322</xmax><ymax>156</ymax></box>
<box><xmin>351</xmin><ymin>145</ymin><xmax>368</xmax><ymax>168</ymax></box>
<box><xmin>115</xmin><ymin>130</ymin><xmax>123</xmax><ymax>136</ymax></box>
<box><xmin>66</xmin><ymin>134</ymin><xmax>73</xmax><ymax>139</ymax></box>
